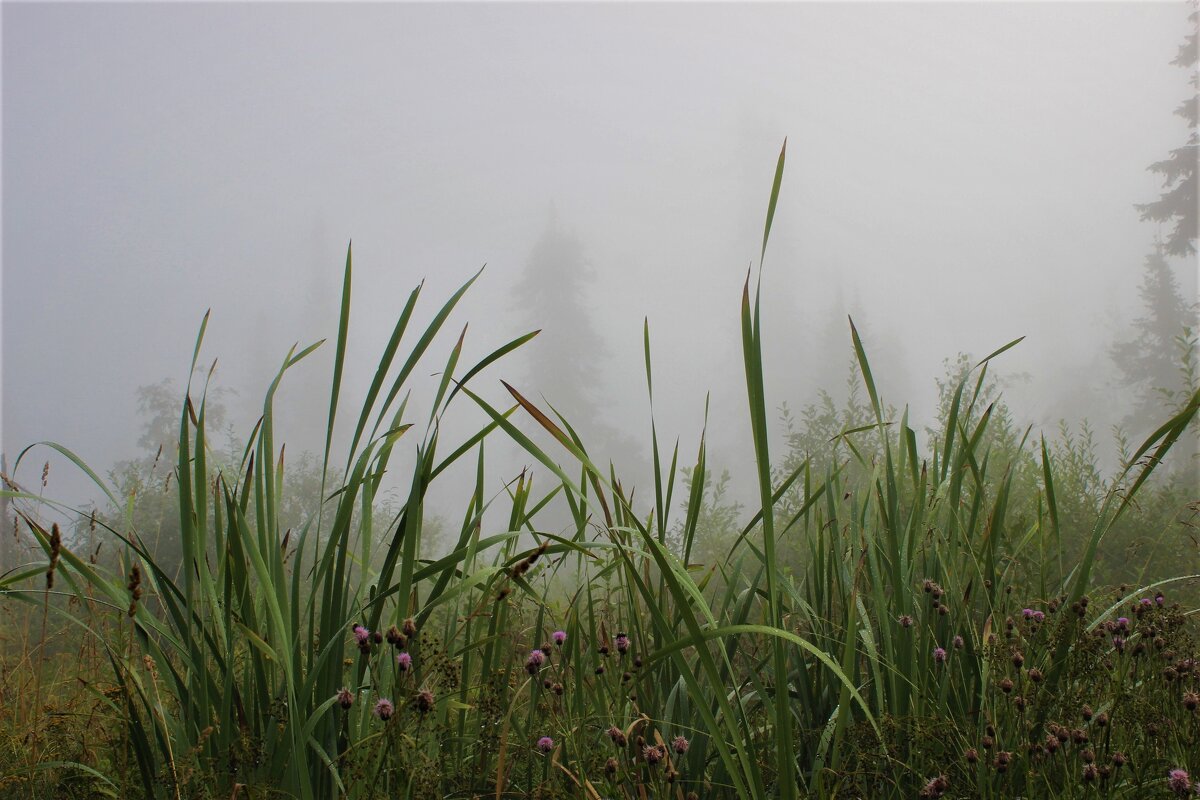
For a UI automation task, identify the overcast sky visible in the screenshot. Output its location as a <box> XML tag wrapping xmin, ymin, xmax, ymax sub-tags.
<box><xmin>3</xmin><ymin>2</ymin><xmax>1196</xmax><ymax>513</ymax></box>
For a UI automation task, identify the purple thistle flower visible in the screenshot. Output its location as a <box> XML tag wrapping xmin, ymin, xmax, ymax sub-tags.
<box><xmin>933</xmin><ymin>646</ymin><xmax>948</xmax><ymax>665</ymax></box>
<box><xmin>526</xmin><ymin>649</ymin><xmax>547</xmax><ymax>674</ymax></box>
<box><xmin>336</xmin><ymin>687</ymin><xmax>354</xmax><ymax>709</ymax></box>
<box><xmin>672</xmin><ymin>735</ymin><xmax>690</xmax><ymax>754</ymax></box>
<box><xmin>952</xmin><ymin>635</ymin><xmax>965</xmax><ymax>649</ymax></box>
<box><xmin>1032</xmin><ymin>610</ymin><xmax>1045</xmax><ymax>623</ymax></box>
<box><xmin>1140</xmin><ymin>597</ymin><xmax>1154</xmax><ymax>609</ymax></box>
<box><xmin>552</xmin><ymin>630</ymin><xmax>567</xmax><ymax>646</ymax></box>
<box><xmin>397</xmin><ymin>651</ymin><xmax>412</xmax><ymax>671</ymax></box>
<box><xmin>352</xmin><ymin>624</ymin><xmax>370</xmax><ymax>646</ymax></box>
<box><xmin>1112</xmin><ymin>636</ymin><xmax>1126</xmax><ymax>653</ymax></box>
<box><xmin>1116</xmin><ymin>617</ymin><xmax>1130</xmax><ymax>631</ymax></box>
<box><xmin>615</xmin><ymin>633</ymin><xmax>630</xmax><ymax>654</ymax></box>
<box><xmin>536</xmin><ymin>736</ymin><xmax>554</xmax><ymax>753</ymax></box>
<box><xmin>1156</xmin><ymin>592</ymin><xmax>1166</xmax><ymax>607</ymax></box>
<box><xmin>373</xmin><ymin>698</ymin><xmax>394</xmax><ymax>721</ymax></box>
<box><xmin>1169</xmin><ymin>769</ymin><xmax>1191</xmax><ymax>796</ymax></box>
<box><xmin>1022</xmin><ymin>608</ymin><xmax>1035</xmax><ymax>619</ymax></box>
<box><xmin>920</xmin><ymin>774</ymin><xmax>950</xmax><ymax>798</ymax></box>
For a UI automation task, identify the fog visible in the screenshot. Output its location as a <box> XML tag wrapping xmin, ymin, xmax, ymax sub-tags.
<box><xmin>3</xmin><ymin>2</ymin><xmax>1196</xmax><ymax>521</ymax></box>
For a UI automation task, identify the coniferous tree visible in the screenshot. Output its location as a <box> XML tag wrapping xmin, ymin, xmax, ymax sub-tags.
<box><xmin>511</xmin><ymin>213</ymin><xmax>638</xmax><ymax>474</ymax></box>
<box><xmin>1136</xmin><ymin>4</ymin><xmax>1198</xmax><ymax>257</ymax></box>
<box><xmin>1110</xmin><ymin>243</ymin><xmax>1198</xmax><ymax>432</ymax></box>
<box><xmin>512</xmin><ymin>216</ymin><xmax>603</xmax><ymax>433</ymax></box>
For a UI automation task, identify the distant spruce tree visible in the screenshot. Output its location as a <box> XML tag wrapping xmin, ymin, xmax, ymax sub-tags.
<box><xmin>1136</xmin><ymin>3</ymin><xmax>1198</xmax><ymax>258</ymax></box>
<box><xmin>1110</xmin><ymin>243</ymin><xmax>1198</xmax><ymax>432</ymax></box>
<box><xmin>511</xmin><ymin>214</ymin><xmax>638</xmax><ymax>474</ymax></box>
<box><xmin>513</xmin><ymin>215</ymin><xmax>604</xmax><ymax>431</ymax></box>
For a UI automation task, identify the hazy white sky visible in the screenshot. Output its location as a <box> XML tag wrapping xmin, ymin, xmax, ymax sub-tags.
<box><xmin>3</xmin><ymin>2</ymin><xmax>1195</xmax><ymax>510</ymax></box>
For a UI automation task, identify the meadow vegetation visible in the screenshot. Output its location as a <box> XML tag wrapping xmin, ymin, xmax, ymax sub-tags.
<box><xmin>2</xmin><ymin>146</ymin><xmax>1198</xmax><ymax>799</ymax></box>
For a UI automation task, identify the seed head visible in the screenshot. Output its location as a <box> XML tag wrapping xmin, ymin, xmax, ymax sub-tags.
<box><xmin>336</xmin><ymin>687</ymin><xmax>354</xmax><ymax>709</ymax></box>
<box><xmin>672</xmin><ymin>735</ymin><xmax>690</xmax><ymax>754</ymax></box>
<box><xmin>127</xmin><ymin>564</ymin><xmax>143</xmax><ymax>617</ymax></box>
<box><xmin>46</xmin><ymin>523</ymin><xmax>62</xmax><ymax>589</ymax></box>
<box><xmin>920</xmin><ymin>775</ymin><xmax>949</xmax><ymax>798</ymax></box>
<box><xmin>615</xmin><ymin>633</ymin><xmax>630</xmax><ymax>654</ymax></box>
<box><xmin>413</xmin><ymin>688</ymin><xmax>434</xmax><ymax>714</ymax></box>
<box><xmin>898</xmin><ymin>614</ymin><xmax>914</xmax><ymax>628</ymax></box>
<box><xmin>607</xmin><ymin>726</ymin><xmax>627</xmax><ymax>747</ymax></box>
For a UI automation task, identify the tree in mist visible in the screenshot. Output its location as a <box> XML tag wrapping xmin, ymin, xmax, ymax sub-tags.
<box><xmin>1110</xmin><ymin>243</ymin><xmax>1198</xmax><ymax>431</ymax></box>
<box><xmin>102</xmin><ymin>380</ymin><xmax>329</xmax><ymax>575</ymax></box>
<box><xmin>1136</xmin><ymin>4</ymin><xmax>1198</xmax><ymax>257</ymax></box>
<box><xmin>512</xmin><ymin>213</ymin><xmax>636</xmax><ymax>470</ymax></box>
